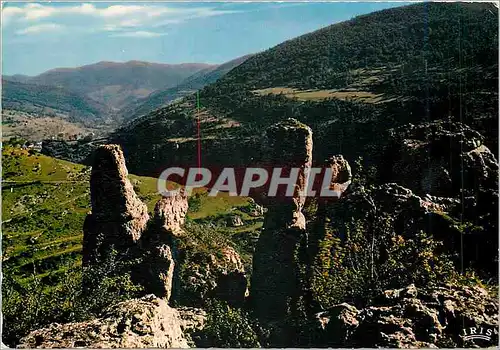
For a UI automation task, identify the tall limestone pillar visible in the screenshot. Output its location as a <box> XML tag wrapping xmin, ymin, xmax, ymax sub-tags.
<box><xmin>250</xmin><ymin>118</ymin><xmax>313</xmax><ymax>322</ymax></box>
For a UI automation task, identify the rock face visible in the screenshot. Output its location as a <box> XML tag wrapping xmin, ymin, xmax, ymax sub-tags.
<box><xmin>82</xmin><ymin>145</ymin><xmax>150</xmax><ymax>266</ymax></box>
<box><xmin>18</xmin><ymin>295</ymin><xmax>206</xmax><ymax>349</ymax></box>
<box><xmin>182</xmin><ymin>245</ymin><xmax>248</xmax><ymax>308</ymax></box>
<box><xmin>141</xmin><ymin>191</ymin><xmax>189</xmax><ymax>299</ymax></box>
<box><xmin>387</xmin><ymin>120</ymin><xmax>498</xmax><ymax>198</ymax></box>
<box><xmin>152</xmin><ymin>191</ymin><xmax>189</xmax><ymax>236</ymax></box>
<box><xmin>385</xmin><ymin>120</ymin><xmax>499</xmax><ymax>274</ymax></box>
<box><xmin>309</xmin><ymin>284</ymin><xmax>499</xmax><ymax>348</ymax></box>
<box><xmin>311</xmin><ymin>155</ymin><xmax>352</xmax><ymax>257</ymax></box>
<box><xmin>251</xmin><ymin>119</ymin><xmax>313</xmax><ymax>321</ymax></box>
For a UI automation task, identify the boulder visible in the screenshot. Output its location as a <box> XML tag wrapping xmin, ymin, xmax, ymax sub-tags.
<box><xmin>181</xmin><ymin>245</ymin><xmax>247</xmax><ymax>307</ymax></box>
<box><xmin>227</xmin><ymin>215</ymin><xmax>244</xmax><ymax>227</ymax></box>
<box><xmin>153</xmin><ymin>191</ymin><xmax>189</xmax><ymax>236</ymax></box>
<box><xmin>386</xmin><ymin>120</ymin><xmax>498</xmax><ymax>198</ymax></box>
<box><xmin>18</xmin><ymin>295</ymin><xmax>206</xmax><ymax>349</ymax></box>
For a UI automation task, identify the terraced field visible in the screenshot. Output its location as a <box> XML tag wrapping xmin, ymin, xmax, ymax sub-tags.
<box><xmin>253</xmin><ymin>86</ymin><xmax>395</xmax><ymax>103</ymax></box>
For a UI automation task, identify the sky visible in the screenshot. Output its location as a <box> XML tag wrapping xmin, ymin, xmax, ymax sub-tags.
<box><xmin>2</xmin><ymin>2</ymin><xmax>406</xmax><ymax>76</ymax></box>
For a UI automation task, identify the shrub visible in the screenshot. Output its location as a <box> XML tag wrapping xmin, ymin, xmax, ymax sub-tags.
<box><xmin>310</xmin><ymin>200</ymin><xmax>456</xmax><ymax>310</ymax></box>
<box><xmin>195</xmin><ymin>299</ymin><xmax>262</xmax><ymax>348</ymax></box>
<box><xmin>2</xmin><ymin>251</ymin><xmax>144</xmax><ymax>347</ymax></box>
<box><xmin>187</xmin><ymin>193</ymin><xmax>203</xmax><ymax>213</ymax></box>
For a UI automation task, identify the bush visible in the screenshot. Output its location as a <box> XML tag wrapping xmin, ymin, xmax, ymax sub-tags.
<box><xmin>187</xmin><ymin>193</ymin><xmax>203</xmax><ymax>213</ymax></box>
<box><xmin>195</xmin><ymin>299</ymin><xmax>262</xmax><ymax>348</ymax></box>
<box><xmin>310</xmin><ymin>199</ymin><xmax>456</xmax><ymax>309</ymax></box>
<box><xmin>2</xmin><ymin>251</ymin><xmax>144</xmax><ymax>347</ymax></box>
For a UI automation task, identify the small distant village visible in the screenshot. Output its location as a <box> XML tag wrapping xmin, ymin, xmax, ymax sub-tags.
<box><xmin>20</xmin><ymin>131</ymin><xmax>96</xmax><ymax>152</ymax></box>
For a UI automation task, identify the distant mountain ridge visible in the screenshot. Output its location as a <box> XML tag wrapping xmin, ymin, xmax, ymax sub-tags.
<box><xmin>2</xmin><ymin>57</ymin><xmax>252</xmax><ymax>128</ymax></box>
<box><xmin>26</xmin><ymin>60</ymin><xmax>215</xmax><ymax>110</ymax></box>
<box><xmin>1</xmin><ymin>60</ymin><xmax>224</xmax><ymax>131</ymax></box>
<box><xmin>120</xmin><ymin>54</ymin><xmax>253</xmax><ymax>120</ymax></box>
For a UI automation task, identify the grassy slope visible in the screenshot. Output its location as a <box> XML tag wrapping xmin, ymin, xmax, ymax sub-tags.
<box><xmin>2</xmin><ymin>147</ymin><xmax>260</xmax><ymax>285</ymax></box>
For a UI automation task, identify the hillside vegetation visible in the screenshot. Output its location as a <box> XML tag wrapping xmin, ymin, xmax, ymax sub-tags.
<box><xmin>1</xmin><ymin>80</ymin><xmax>111</xmax><ymax>126</ymax></box>
<box><xmin>112</xmin><ymin>2</ymin><xmax>498</xmax><ymax>176</ymax></box>
<box><xmin>2</xmin><ymin>110</ymin><xmax>99</xmax><ymax>142</ymax></box>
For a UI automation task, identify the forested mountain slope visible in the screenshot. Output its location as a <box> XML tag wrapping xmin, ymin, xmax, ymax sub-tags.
<box><xmin>112</xmin><ymin>2</ymin><xmax>498</xmax><ymax>176</ymax></box>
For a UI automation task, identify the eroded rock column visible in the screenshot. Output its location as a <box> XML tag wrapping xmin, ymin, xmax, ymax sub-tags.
<box><xmin>140</xmin><ymin>191</ymin><xmax>189</xmax><ymax>300</ymax></box>
<box><xmin>250</xmin><ymin>118</ymin><xmax>313</xmax><ymax>321</ymax></box>
<box><xmin>83</xmin><ymin>144</ymin><xmax>150</xmax><ymax>266</ymax></box>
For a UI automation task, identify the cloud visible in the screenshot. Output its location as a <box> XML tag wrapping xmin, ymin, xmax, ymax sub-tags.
<box><xmin>99</xmin><ymin>5</ymin><xmax>146</xmax><ymax>18</ymax></box>
<box><xmin>23</xmin><ymin>3</ymin><xmax>57</xmax><ymax>20</ymax></box>
<box><xmin>1</xmin><ymin>2</ymin><xmax>244</xmax><ymax>42</ymax></box>
<box><xmin>16</xmin><ymin>23</ymin><xmax>63</xmax><ymax>35</ymax></box>
<box><xmin>110</xmin><ymin>31</ymin><xmax>167</xmax><ymax>38</ymax></box>
<box><xmin>2</xmin><ymin>3</ymin><xmax>242</xmax><ymax>32</ymax></box>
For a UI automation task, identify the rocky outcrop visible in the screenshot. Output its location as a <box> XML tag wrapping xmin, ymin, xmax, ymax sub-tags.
<box><xmin>18</xmin><ymin>295</ymin><xmax>206</xmax><ymax>349</ymax></box>
<box><xmin>152</xmin><ymin>191</ymin><xmax>189</xmax><ymax>236</ymax></box>
<box><xmin>319</xmin><ymin>155</ymin><xmax>352</xmax><ymax>198</ymax></box>
<box><xmin>83</xmin><ymin>145</ymin><xmax>243</xmax><ymax>305</ymax></box>
<box><xmin>387</xmin><ymin>120</ymin><xmax>498</xmax><ymax>198</ymax></box>
<box><xmin>251</xmin><ymin>119</ymin><xmax>313</xmax><ymax>321</ymax></box>
<box><xmin>311</xmin><ymin>155</ymin><xmax>352</xmax><ymax>257</ymax></box>
<box><xmin>384</xmin><ymin>120</ymin><xmax>499</xmax><ymax>275</ymax></box>
<box><xmin>82</xmin><ymin>145</ymin><xmax>150</xmax><ymax>267</ymax></box>
<box><xmin>318</xmin><ymin>176</ymin><xmax>499</xmax><ymax>275</ymax></box>
<box><xmin>181</xmin><ymin>245</ymin><xmax>248</xmax><ymax>308</ymax></box>
<box><xmin>308</xmin><ymin>284</ymin><xmax>498</xmax><ymax>348</ymax></box>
